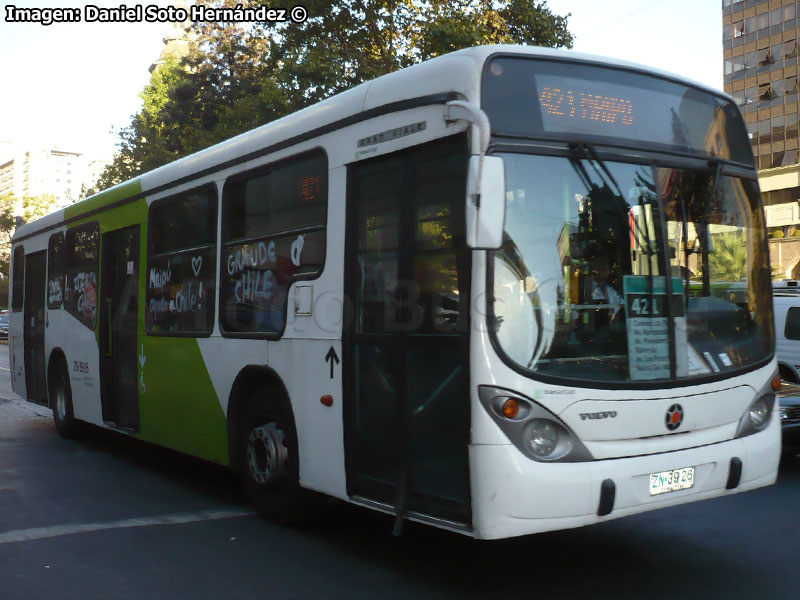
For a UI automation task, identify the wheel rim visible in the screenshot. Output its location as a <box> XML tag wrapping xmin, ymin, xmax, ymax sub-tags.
<box><xmin>246</xmin><ymin>422</ymin><xmax>288</xmax><ymax>485</ymax></box>
<box><xmin>56</xmin><ymin>381</ymin><xmax>67</xmax><ymax>422</ymax></box>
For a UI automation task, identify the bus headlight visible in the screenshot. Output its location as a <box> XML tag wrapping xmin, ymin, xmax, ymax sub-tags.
<box><xmin>749</xmin><ymin>397</ymin><xmax>769</xmax><ymax>428</ymax></box>
<box><xmin>735</xmin><ymin>393</ymin><xmax>775</xmax><ymax>438</ymax></box>
<box><xmin>526</xmin><ymin>418</ymin><xmax>575</xmax><ymax>460</ymax></box>
<box><xmin>528</xmin><ymin>419</ymin><xmax>559</xmax><ymax>457</ymax></box>
<box><xmin>479</xmin><ymin>386</ymin><xmax>593</xmax><ymax>462</ymax></box>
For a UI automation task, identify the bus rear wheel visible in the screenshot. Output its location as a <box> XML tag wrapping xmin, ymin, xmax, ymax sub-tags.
<box><xmin>50</xmin><ymin>362</ymin><xmax>80</xmax><ymax>438</ymax></box>
<box><xmin>239</xmin><ymin>393</ymin><xmax>317</xmax><ymax>524</ymax></box>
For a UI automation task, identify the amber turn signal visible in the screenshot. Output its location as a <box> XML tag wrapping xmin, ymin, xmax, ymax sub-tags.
<box><xmin>502</xmin><ymin>398</ymin><xmax>520</xmax><ymax>419</ymax></box>
<box><xmin>772</xmin><ymin>375</ymin><xmax>782</xmax><ymax>391</ymax></box>
<box><xmin>321</xmin><ymin>395</ymin><xmax>333</xmax><ymax>407</ymax></box>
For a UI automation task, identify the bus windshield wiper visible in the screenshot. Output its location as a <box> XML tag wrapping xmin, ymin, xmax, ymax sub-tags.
<box><xmin>569</xmin><ymin>143</ymin><xmax>654</xmax><ymax>258</ymax></box>
<box><xmin>568</xmin><ymin>143</ymin><xmax>625</xmax><ymax>200</ymax></box>
<box><xmin>569</xmin><ymin>141</ymin><xmax>657</xmax><ymax>270</ymax></box>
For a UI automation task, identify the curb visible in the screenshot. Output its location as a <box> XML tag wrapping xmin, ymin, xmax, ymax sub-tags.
<box><xmin>0</xmin><ymin>394</ymin><xmax>52</xmax><ymax>418</ymax></box>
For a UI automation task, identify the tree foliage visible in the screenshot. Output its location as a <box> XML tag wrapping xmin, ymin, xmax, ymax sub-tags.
<box><xmin>695</xmin><ymin>231</ymin><xmax>748</xmax><ymax>283</ymax></box>
<box><xmin>0</xmin><ymin>193</ymin><xmax>59</xmax><ymax>277</ymax></box>
<box><xmin>88</xmin><ymin>0</ymin><xmax>572</xmax><ymax>195</ymax></box>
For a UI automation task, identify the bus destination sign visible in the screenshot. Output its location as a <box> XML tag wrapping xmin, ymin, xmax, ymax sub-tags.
<box><xmin>482</xmin><ymin>56</ymin><xmax>754</xmax><ymax>164</ymax></box>
<box><xmin>538</xmin><ymin>86</ymin><xmax>634</xmax><ymax>127</ymax></box>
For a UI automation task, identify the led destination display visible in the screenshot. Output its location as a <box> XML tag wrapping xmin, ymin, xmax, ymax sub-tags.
<box><xmin>538</xmin><ymin>85</ymin><xmax>635</xmax><ymax>127</ymax></box>
<box><xmin>482</xmin><ymin>56</ymin><xmax>753</xmax><ymax>164</ymax></box>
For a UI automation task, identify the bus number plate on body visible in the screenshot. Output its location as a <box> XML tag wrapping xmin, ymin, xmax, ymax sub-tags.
<box><xmin>649</xmin><ymin>466</ymin><xmax>695</xmax><ymax>495</ymax></box>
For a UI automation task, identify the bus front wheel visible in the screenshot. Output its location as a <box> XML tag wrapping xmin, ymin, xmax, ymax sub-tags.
<box><xmin>238</xmin><ymin>392</ymin><xmax>316</xmax><ymax>524</ymax></box>
<box><xmin>50</xmin><ymin>362</ymin><xmax>80</xmax><ymax>438</ymax></box>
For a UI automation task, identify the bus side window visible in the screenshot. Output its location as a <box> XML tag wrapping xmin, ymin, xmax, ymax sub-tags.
<box><xmin>220</xmin><ymin>151</ymin><xmax>328</xmax><ymax>336</ymax></box>
<box><xmin>64</xmin><ymin>223</ymin><xmax>100</xmax><ymax>330</ymax></box>
<box><xmin>11</xmin><ymin>245</ymin><xmax>24</xmax><ymax>312</ymax></box>
<box><xmin>785</xmin><ymin>307</ymin><xmax>800</xmax><ymax>340</ymax></box>
<box><xmin>47</xmin><ymin>233</ymin><xmax>65</xmax><ymax>309</ymax></box>
<box><xmin>146</xmin><ymin>186</ymin><xmax>218</xmax><ymax>336</ymax></box>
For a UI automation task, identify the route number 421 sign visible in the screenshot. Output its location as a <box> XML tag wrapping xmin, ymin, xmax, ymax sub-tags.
<box><xmin>623</xmin><ymin>276</ymin><xmax>687</xmax><ymax>380</ymax></box>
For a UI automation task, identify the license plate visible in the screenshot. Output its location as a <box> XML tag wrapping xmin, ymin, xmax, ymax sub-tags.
<box><xmin>649</xmin><ymin>466</ymin><xmax>695</xmax><ymax>496</ymax></box>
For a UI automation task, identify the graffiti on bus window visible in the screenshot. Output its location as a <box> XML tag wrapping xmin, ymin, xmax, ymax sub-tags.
<box><xmin>66</xmin><ymin>270</ymin><xmax>98</xmax><ymax>328</ymax></box>
<box><xmin>220</xmin><ymin>230</ymin><xmax>323</xmax><ymax>334</ymax></box>
<box><xmin>47</xmin><ymin>232</ymin><xmax>65</xmax><ymax>309</ymax></box>
<box><xmin>48</xmin><ymin>277</ymin><xmax>64</xmax><ymax>308</ymax></box>
<box><xmin>62</xmin><ymin>223</ymin><xmax>99</xmax><ymax>329</ymax></box>
<box><xmin>146</xmin><ymin>247</ymin><xmax>216</xmax><ymax>334</ymax></box>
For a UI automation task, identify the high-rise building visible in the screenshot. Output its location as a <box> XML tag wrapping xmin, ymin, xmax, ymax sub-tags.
<box><xmin>723</xmin><ymin>0</ymin><xmax>800</xmax><ymax>276</ymax></box>
<box><xmin>0</xmin><ymin>144</ymin><xmax>108</xmax><ymax>207</ymax></box>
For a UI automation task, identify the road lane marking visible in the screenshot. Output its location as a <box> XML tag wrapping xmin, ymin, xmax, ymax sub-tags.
<box><xmin>0</xmin><ymin>507</ymin><xmax>256</xmax><ymax>545</ymax></box>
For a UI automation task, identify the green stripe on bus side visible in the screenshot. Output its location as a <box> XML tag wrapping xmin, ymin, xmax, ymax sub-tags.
<box><xmin>97</xmin><ymin>197</ymin><xmax>227</xmax><ymax>464</ymax></box>
<box><xmin>64</xmin><ymin>178</ymin><xmax>143</xmax><ymax>221</ymax></box>
<box><xmin>67</xmin><ymin>184</ymin><xmax>227</xmax><ymax>464</ymax></box>
<box><xmin>69</xmin><ymin>195</ymin><xmax>149</xmax><ymax>346</ymax></box>
<box><xmin>137</xmin><ymin>336</ymin><xmax>228</xmax><ymax>465</ymax></box>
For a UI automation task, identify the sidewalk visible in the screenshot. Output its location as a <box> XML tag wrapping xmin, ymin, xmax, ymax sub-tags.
<box><xmin>0</xmin><ymin>388</ymin><xmax>52</xmax><ymax>418</ymax></box>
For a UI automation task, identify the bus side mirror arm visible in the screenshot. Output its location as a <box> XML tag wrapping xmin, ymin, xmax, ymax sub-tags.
<box><xmin>445</xmin><ymin>101</ymin><xmax>506</xmax><ymax>250</ymax></box>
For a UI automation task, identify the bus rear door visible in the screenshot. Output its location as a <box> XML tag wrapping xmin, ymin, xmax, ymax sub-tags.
<box><xmin>24</xmin><ymin>250</ymin><xmax>47</xmax><ymax>403</ymax></box>
<box><xmin>99</xmin><ymin>226</ymin><xmax>140</xmax><ymax>430</ymax></box>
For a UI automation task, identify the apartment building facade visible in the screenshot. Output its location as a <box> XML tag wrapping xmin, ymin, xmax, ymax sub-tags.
<box><xmin>0</xmin><ymin>144</ymin><xmax>106</xmax><ymax>207</ymax></box>
<box><xmin>723</xmin><ymin>0</ymin><xmax>800</xmax><ymax>275</ymax></box>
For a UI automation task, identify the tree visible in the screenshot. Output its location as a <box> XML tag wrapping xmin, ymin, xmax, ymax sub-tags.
<box><xmin>88</xmin><ymin>56</ymin><xmax>192</xmax><ymax>195</ymax></box>
<box><xmin>695</xmin><ymin>231</ymin><xmax>748</xmax><ymax>283</ymax></box>
<box><xmin>90</xmin><ymin>0</ymin><xmax>573</xmax><ymax>194</ymax></box>
<box><xmin>87</xmin><ymin>10</ymin><xmax>285</xmax><ymax>195</ymax></box>
<box><xmin>264</xmin><ymin>0</ymin><xmax>573</xmax><ymax>106</ymax></box>
<box><xmin>0</xmin><ymin>193</ymin><xmax>59</xmax><ymax>278</ymax></box>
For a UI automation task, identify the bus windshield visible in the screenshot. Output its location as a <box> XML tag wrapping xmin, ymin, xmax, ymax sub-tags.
<box><xmin>490</xmin><ymin>152</ymin><xmax>773</xmax><ymax>384</ymax></box>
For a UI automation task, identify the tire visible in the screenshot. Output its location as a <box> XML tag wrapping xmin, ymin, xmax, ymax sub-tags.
<box><xmin>50</xmin><ymin>361</ymin><xmax>80</xmax><ymax>438</ymax></box>
<box><xmin>238</xmin><ymin>389</ymin><xmax>319</xmax><ymax>524</ymax></box>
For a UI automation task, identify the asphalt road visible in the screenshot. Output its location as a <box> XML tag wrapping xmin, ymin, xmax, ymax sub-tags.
<box><xmin>1</xmin><ymin>343</ymin><xmax>799</xmax><ymax>600</ymax></box>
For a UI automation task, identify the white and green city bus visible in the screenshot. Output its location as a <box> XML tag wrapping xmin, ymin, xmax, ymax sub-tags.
<box><xmin>9</xmin><ymin>45</ymin><xmax>780</xmax><ymax>539</ymax></box>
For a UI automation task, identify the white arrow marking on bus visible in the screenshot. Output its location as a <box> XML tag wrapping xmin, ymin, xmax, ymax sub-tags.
<box><xmin>139</xmin><ymin>344</ymin><xmax>146</xmax><ymax>368</ymax></box>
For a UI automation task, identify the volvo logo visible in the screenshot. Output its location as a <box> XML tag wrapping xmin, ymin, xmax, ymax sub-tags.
<box><xmin>580</xmin><ymin>411</ymin><xmax>617</xmax><ymax>420</ymax></box>
<box><xmin>665</xmin><ymin>404</ymin><xmax>684</xmax><ymax>431</ymax></box>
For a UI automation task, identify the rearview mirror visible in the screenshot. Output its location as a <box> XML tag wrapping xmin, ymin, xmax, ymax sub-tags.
<box><xmin>466</xmin><ymin>155</ymin><xmax>506</xmax><ymax>249</ymax></box>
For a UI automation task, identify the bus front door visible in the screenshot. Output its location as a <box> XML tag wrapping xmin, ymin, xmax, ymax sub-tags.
<box><xmin>100</xmin><ymin>226</ymin><xmax>140</xmax><ymax>430</ymax></box>
<box><xmin>344</xmin><ymin>137</ymin><xmax>472</xmax><ymax>527</ymax></box>
<box><xmin>24</xmin><ymin>251</ymin><xmax>47</xmax><ymax>404</ymax></box>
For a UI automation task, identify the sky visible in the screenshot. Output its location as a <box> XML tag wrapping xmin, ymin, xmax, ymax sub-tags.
<box><xmin>0</xmin><ymin>0</ymin><xmax>723</xmax><ymax>162</ymax></box>
<box><xmin>548</xmin><ymin>0</ymin><xmax>723</xmax><ymax>90</ymax></box>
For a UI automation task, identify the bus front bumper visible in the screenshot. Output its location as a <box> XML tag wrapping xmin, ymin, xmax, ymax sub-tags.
<box><xmin>469</xmin><ymin>415</ymin><xmax>780</xmax><ymax>540</ymax></box>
